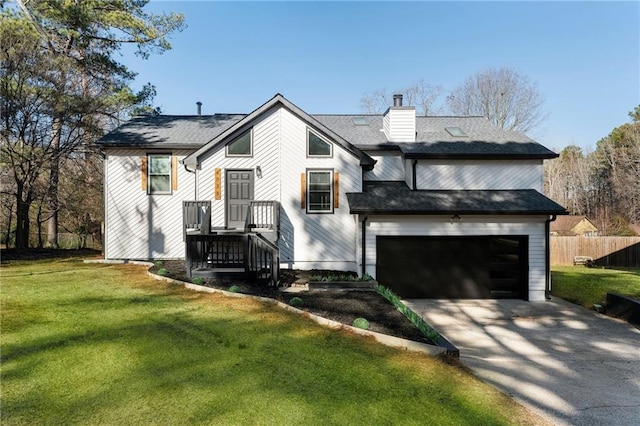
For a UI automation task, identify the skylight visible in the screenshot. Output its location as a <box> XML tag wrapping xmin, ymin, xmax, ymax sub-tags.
<box><xmin>445</xmin><ymin>127</ymin><xmax>467</xmax><ymax>137</ymax></box>
<box><xmin>352</xmin><ymin>117</ymin><xmax>368</xmax><ymax>126</ymax></box>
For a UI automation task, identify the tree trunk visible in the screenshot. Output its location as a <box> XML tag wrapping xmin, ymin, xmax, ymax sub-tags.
<box><xmin>47</xmin><ymin>117</ymin><xmax>62</xmax><ymax>248</ymax></box>
<box><xmin>14</xmin><ymin>184</ymin><xmax>31</xmax><ymax>251</ymax></box>
<box><xmin>5</xmin><ymin>202</ymin><xmax>14</xmax><ymax>249</ymax></box>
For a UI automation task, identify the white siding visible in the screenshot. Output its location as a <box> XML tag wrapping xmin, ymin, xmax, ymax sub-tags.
<box><xmin>104</xmin><ymin>149</ymin><xmax>196</xmax><ymax>259</ymax></box>
<box><xmin>383</xmin><ymin>108</ymin><xmax>416</xmax><ymax>142</ymax></box>
<box><xmin>197</xmin><ymin>106</ymin><xmax>362</xmax><ymax>271</ymax></box>
<box><xmin>415</xmin><ymin>159</ymin><xmax>543</xmax><ymax>191</ymax></box>
<box><xmin>364</xmin><ymin>151</ymin><xmax>405</xmax><ymax>181</ymax></box>
<box><xmin>361</xmin><ymin>215</ymin><xmax>548</xmax><ymax>301</ymax></box>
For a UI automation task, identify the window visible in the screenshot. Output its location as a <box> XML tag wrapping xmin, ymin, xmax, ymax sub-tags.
<box><xmin>307</xmin><ymin>170</ymin><xmax>333</xmax><ymax>213</ymax></box>
<box><xmin>148</xmin><ymin>154</ymin><xmax>172</xmax><ymax>194</ymax></box>
<box><xmin>445</xmin><ymin>127</ymin><xmax>467</xmax><ymax>137</ymax></box>
<box><xmin>307</xmin><ymin>129</ymin><xmax>332</xmax><ymax>157</ymax></box>
<box><xmin>226</xmin><ymin>129</ymin><xmax>252</xmax><ymax>156</ymax></box>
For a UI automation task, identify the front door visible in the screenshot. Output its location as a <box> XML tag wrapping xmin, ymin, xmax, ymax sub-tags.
<box><xmin>226</xmin><ymin>170</ymin><xmax>254</xmax><ymax>229</ymax></box>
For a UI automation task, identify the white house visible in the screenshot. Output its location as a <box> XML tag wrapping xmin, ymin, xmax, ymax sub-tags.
<box><xmin>98</xmin><ymin>93</ymin><xmax>566</xmax><ymax>301</ymax></box>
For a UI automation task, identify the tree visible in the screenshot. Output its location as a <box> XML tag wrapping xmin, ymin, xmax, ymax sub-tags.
<box><xmin>544</xmin><ymin>145</ymin><xmax>594</xmax><ymax>216</ymax></box>
<box><xmin>447</xmin><ymin>67</ymin><xmax>546</xmax><ymax>134</ymax></box>
<box><xmin>592</xmin><ymin>106</ymin><xmax>640</xmax><ymax>228</ymax></box>
<box><xmin>360</xmin><ymin>78</ymin><xmax>443</xmax><ymax>115</ymax></box>
<box><xmin>1</xmin><ymin>1</ymin><xmax>184</xmax><ymax>249</ymax></box>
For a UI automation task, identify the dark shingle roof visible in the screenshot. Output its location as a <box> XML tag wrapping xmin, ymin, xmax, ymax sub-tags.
<box><xmin>346</xmin><ymin>181</ymin><xmax>568</xmax><ymax>215</ymax></box>
<box><xmin>97</xmin><ymin>114</ymin><xmax>245</xmax><ymax>148</ymax></box>
<box><xmin>314</xmin><ymin>115</ymin><xmax>557</xmax><ymax>158</ymax></box>
<box><xmin>97</xmin><ymin>98</ymin><xmax>555</xmax><ymax>159</ymax></box>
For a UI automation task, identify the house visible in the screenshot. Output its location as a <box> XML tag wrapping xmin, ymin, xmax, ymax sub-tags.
<box><xmin>97</xmin><ymin>93</ymin><xmax>566</xmax><ymax>301</ymax></box>
<box><xmin>550</xmin><ymin>215</ymin><xmax>599</xmax><ymax>237</ymax></box>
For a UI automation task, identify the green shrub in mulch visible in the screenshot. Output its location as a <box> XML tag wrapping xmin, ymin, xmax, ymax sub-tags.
<box><xmin>191</xmin><ymin>277</ymin><xmax>204</xmax><ymax>285</ymax></box>
<box><xmin>310</xmin><ymin>273</ymin><xmax>374</xmax><ymax>282</ymax></box>
<box><xmin>376</xmin><ymin>285</ymin><xmax>440</xmax><ymax>342</ymax></box>
<box><xmin>288</xmin><ymin>297</ymin><xmax>304</xmax><ymax>308</ymax></box>
<box><xmin>156</xmin><ymin>268</ymin><xmax>169</xmax><ymax>276</ymax></box>
<box><xmin>228</xmin><ymin>285</ymin><xmax>240</xmax><ymax>293</ymax></box>
<box><xmin>352</xmin><ymin>317</ymin><xmax>370</xmax><ymax>330</ymax></box>
<box><xmin>154</xmin><ymin>260</ymin><xmax>164</xmax><ymax>268</ymax></box>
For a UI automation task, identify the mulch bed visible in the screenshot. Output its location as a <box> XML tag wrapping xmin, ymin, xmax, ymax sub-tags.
<box><xmin>154</xmin><ymin>260</ymin><xmax>432</xmax><ymax>344</ymax></box>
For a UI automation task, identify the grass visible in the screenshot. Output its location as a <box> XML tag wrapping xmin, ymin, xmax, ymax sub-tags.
<box><xmin>551</xmin><ymin>266</ymin><xmax>640</xmax><ymax>307</ymax></box>
<box><xmin>1</xmin><ymin>258</ymin><xmax>546</xmax><ymax>425</ymax></box>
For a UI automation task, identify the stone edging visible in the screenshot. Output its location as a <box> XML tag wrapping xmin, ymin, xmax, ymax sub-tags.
<box><xmin>84</xmin><ymin>259</ymin><xmax>447</xmax><ymax>357</ymax></box>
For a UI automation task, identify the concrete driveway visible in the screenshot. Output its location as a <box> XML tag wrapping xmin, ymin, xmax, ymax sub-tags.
<box><xmin>404</xmin><ymin>297</ymin><xmax>640</xmax><ymax>426</ymax></box>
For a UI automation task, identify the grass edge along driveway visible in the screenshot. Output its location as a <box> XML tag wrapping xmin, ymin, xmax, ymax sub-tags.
<box><xmin>551</xmin><ymin>266</ymin><xmax>640</xmax><ymax>308</ymax></box>
<box><xmin>1</xmin><ymin>258</ymin><xmax>548</xmax><ymax>425</ymax></box>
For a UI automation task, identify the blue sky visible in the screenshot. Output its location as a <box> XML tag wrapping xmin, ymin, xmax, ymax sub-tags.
<box><xmin>121</xmin><ymin>1</ymin><xmax>639</xmax><ymax>152</ymax></box>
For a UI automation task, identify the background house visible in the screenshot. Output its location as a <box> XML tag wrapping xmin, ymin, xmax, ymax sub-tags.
<box><xmin>550</xmin><ymin>215</ymin><xmax>599</xmax><ymax>236</ymax></box>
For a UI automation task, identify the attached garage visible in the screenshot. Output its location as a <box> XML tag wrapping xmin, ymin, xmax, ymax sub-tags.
<box><xmin>376</xmin><ymin>235</ymin><xmax>529</xmax><ymax>300</ymax></box>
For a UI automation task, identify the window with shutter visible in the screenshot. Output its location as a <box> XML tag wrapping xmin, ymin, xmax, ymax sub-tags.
<box><xmin>306</xmin><ymin>169</ymin><xmax>334</xmax><ymax>213</ymax></box>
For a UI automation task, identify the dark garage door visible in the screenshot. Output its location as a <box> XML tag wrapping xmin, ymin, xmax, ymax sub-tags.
<box><xmin>376</xmin><ymin>236</ymin><xmax>528</xmax><ymax>299</ymax></box>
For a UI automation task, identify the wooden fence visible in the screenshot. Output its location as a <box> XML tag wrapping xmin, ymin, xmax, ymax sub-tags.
<box><xmin>551</xmin><ymin>236</ymin><xmax>640</xmax><ymax>267</ymax></box>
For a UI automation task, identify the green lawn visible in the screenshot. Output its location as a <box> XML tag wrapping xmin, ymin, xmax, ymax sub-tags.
<box><xmin>551</xmin><ymin>266</ymin><xmax>640</xmax><ymax>307</ymax></box>
<box><xmin>1</xmin><ymin>258</ymin><xmax>545</xmax><ymax>425</ymax></box>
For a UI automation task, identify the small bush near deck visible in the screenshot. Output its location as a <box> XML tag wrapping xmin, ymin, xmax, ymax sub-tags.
<box><xmin>310</xmin><ymin>273</ymin><xmax>374</xmax><ymax>282</ymax></box>
<box><xmin>352</xmin><ymin>317</ymin><xmax>370</xmax><ymax>330</ymax></box>
<box><xmin>154</xmin><ymin>260</ymin><xmax>164</xmax><ymax>268</ymax></box>
<box><xmin>157</xmin><ymin>268</ymin><xmax>168</xmax><ymax>276</ymax></box>
<box><xmin>288</xmin><ymin>297</ymin><xmax>304</xmax><ymax>308</ymax></box>
<box><xmin>191</xmin><ymin>277</ymin><xmax>204</xmax><ymax>285</ymax></box>
<box><xmin>228</xmin><ymin>285</ymin><xmax>240</xmax><ymax>293</ymax></box>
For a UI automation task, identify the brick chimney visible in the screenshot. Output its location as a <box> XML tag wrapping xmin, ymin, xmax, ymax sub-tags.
<box><xmin>383</xmin><ymin>94</ymin><xmax>416</xmax><ymax>142</ymax></box>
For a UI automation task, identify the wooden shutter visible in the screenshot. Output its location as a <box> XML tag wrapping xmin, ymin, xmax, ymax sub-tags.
<box><xmin>214</xmin><ymin>168</ymin><xmax>221</xmax><ymax>200</ymax></box>
<box><xmin>141</xmin><ymin>156</ymin><xmax>147</xmax><ymax>191</ymax></box>
<box><xmin>300</xmin><ymin>172</ymin><xmax>306</xmax><ymax>209</ymax></box>
<box><xmin>334</xmin><ymin>172</ymin><xmax>339</xmax><ymax>209</ymax></box>
<box><xmin>171</xmin><ymin>156</ymin><xmax>178</xmax><ymax>191</ymax></box>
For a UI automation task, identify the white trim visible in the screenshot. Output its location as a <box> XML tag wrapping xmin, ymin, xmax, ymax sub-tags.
<box><xmin>306</xmin><ymin>128</ymin><xmax>333</xmax><ymax>157</ymax></box>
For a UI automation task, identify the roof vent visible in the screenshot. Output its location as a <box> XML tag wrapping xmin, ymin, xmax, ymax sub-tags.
<box><xmin>196</xmin><ymin>101</ymin><xmax>202</xmax><ymax>116</ymax></box>
<box><xmin>393</xmin><ymin>94</ymin><xmax>403</xmax><ymax>107</ymax></box>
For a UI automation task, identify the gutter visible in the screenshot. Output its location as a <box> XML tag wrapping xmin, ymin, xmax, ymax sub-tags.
<box><xmin>545</xmin><ymin>214</ymin><xmax>557</xmax><ymax>300</ymax></box>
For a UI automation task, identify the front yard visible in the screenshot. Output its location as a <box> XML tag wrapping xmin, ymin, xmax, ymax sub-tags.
<box><xmin>1</xmin><ymin>257</ymin><xmax>546</xmax><ymax>425</ymax></box>
<box><xmin>551</xmin><ymin>266</ymin><xmax>640</xmax><ymax>307</ymax></box>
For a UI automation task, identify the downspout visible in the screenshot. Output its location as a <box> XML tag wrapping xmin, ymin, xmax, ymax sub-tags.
<box><xmin>361</xmin><ymin>216</ymin><xmax>368</xmax><ymax>277</ymax></box>
<box><xmin>184</xmin><ymin>164</ymin><xmax>197</xmax><ymax>199</ymax></box>
<box><xmin>412</xmin><ymin>159</ymin><xmax>417</xmax><ymax>190</ymax></box>
<box><xmin>545</xmin><ymin>215</ymin><xmax>557</xmax><ymax>300</ymax></box>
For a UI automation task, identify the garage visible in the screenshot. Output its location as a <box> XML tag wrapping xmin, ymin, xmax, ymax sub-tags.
<box><xmin>376</xmin><ymin>236</ymin><xmax>529</xmax><ymax>300</ymax></box>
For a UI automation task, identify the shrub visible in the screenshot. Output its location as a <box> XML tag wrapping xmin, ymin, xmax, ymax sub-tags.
<box><xmin>191</xmin><ymin>277</ymin><xmax>204</xmax><ymax>285</ymax></box>
<box><xmin>157</xmin><ymin>268</ymin><xmax>168</xmax><ymax>276</ymax></box>
<box><xmin>228</xmin><ymin>285</ymin><xmax>240</xmax><ymax>293</ymax></box>
<box><xmin>154</xmin><ymin>260</ymin><xmax>164</xmax><ymax>268</ymax></box>
<box><xmin>376</xmin><ymin>285</ymin><xmax>440</xmax><ymax>342</ymax></box>
<box><xmin>288</xmin><ymin>297</ymin><xmax>304</xmax><ymax>308</ymax></box>
<box><xmin>352</xmin><ymin>317</ymin><xmax>370</xmax><ymax>330</ymax></box>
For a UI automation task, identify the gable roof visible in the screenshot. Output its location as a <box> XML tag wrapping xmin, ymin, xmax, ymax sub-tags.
<box><xmin>182</xmin><ymin>94</ymin><xmax>375</xmax><ymax>168</ymax></box>
<box><xmin>347</xmin><ymin>181</ymin><xmax>568</xmax><ymax>216</ymax></box>
<box><xmin>314</xmin><ymin>115</ymin><xmax>557</xmax><ymax>159</ymax></box>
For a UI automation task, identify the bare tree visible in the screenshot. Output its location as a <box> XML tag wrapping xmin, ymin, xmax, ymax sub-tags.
<box><xmin>447</xmin><ymin>67</ymin><xmax>546</xmax><ymax>134</ymax></box>
<box><xmin>360</xmin><ymin>78</ymin><xmax>443</xmax><ymax>115</ymax></box>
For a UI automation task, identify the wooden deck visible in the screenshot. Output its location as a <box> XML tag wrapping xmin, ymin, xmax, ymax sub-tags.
<box><xmin>183</xmin><ymin>201</ymin><xmax>281</xmax><ymax>286</ymax></box>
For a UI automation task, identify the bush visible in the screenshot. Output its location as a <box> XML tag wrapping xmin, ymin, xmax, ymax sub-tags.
<box><xmin>352</xmin><ymin>317</ymin><xmax>370</xmax><ymax>330</ymax></box>
<box><xmin>157</xmin><ymin>268</ymin><xmax>168</xmax><ymax>276</ymax></box>
<box><xmin>154</xmin><ymin>260</ymin><xmax>164</xmax><ymax>268</ymax></box>
<box><xmin>228</xmin><ymin>285</ymin><xmax>240</xmax><ymax>293</ymax></box>
<box><xmin>288</xmin><ymin>297</ymin><xmax>304</xmax><ymax>308</ymax></box>
<box><xmin>191</xmin><ymin>277</ymin><xmax>204</xmax><ymax>285</ymax></box>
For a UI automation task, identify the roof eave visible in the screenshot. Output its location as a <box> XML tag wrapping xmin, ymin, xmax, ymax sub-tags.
<box><xmin>349</xmin><ymin>208</ymin><xmax>569</xmax><ymax>216</ymax></box>
<box><xmin>402</xmin><ymin>152</ymin><xmax>559</xmax><ymax>160</ymax></box>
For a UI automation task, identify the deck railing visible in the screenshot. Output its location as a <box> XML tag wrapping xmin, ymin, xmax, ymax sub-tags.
<box><xmin>183</xmin><ymin>201</ymin><xmax>211</xmax><ymax>240</ymax></box>
<box><xmin>245</xmin><ymin>201</ymin><xmax>280</xmax><ymax>237</ymax></box>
